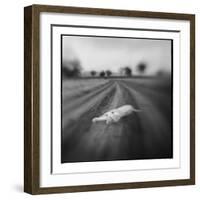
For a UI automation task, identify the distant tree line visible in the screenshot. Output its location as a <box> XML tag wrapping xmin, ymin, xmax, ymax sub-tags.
<box><xmin>62</xmin><ymin>59</ymin><xmax>148</xmax><ymax>78</ymax></box>
<box><xmin>90</xmin><ymin>70</ymin><xmax>112</xmax><ymax>77</ymax></box>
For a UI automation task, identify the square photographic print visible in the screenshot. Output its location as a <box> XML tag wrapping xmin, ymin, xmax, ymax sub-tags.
<box><xmin>61</xmin><ymin>35</ymin><xmax>173</xmax><ymax>163</ymax></box>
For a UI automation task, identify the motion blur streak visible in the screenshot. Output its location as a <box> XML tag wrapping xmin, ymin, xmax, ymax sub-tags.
<box><xmin>61</xmin><ymin>77</ymin><xmax>172</xmax><ymax>163</ymax></box>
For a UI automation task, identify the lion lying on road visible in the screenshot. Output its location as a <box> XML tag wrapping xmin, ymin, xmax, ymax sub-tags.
<box><xmin>92</xmin><ymin>105</ymin><xmax>141</xmax><ymax>125</ymax></box>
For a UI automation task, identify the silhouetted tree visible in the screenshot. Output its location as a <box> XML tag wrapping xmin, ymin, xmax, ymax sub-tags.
<box><xmin>156</xmin><ymin>69</ymin><xmax>171</xmax><ymax>77</ymax></box>
<box><xmin>156</xmin><ymin>70</ymin><xmax>164</xmax><ymax>76</ymax></box>
<box><xmin>124</xmin><ymin>67</ymin><xmax>132</xmax><ymax>76</ymax></box>
<box><xmin>137</xmin><ymin>62</ymin><xmax>147</xmax><ymax>74</ymax></box>
<box><xmin>99</xmin><ymin>71</ymin><xmax>106</xmax><ymax>77</ymax></box>
<box><xmin>62</xmin><ymin>59</ymin><xmax>82</xmax><ymax>77</ymax></box>
<box><xmin>90</xmin><ymin>70</ymin><xmax>97</xmax><ymax>77</ymax></box>
<box><xmin>106</xmin><ymin>70</ymin><xmax>112</xmax><ymax>77</ymax></box>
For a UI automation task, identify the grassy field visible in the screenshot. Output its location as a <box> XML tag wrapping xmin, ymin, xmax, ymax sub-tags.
<box><xmin>61</xmin><ymin>77</ymin><xmax>172</xmax><ymax>163</ymax></box>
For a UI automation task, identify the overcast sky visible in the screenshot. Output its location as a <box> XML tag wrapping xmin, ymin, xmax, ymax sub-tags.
<box><xmin>62</xmin><ymin>36</ymin><xmax>172</xmax><ymax>75</ymax></box>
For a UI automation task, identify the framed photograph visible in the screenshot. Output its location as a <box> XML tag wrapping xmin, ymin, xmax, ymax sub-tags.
<box><xmin>24</xmin><ymin>4</ymin><xmax>195</xmax><ymax>194</ymax></box>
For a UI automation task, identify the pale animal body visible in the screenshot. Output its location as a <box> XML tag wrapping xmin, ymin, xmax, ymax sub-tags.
<box><xmin>92</xmin><ymin>105</ymin><xmax>140</xmax><ymax>124</ymax></box>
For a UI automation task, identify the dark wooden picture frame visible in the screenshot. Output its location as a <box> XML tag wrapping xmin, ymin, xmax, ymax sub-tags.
<box><xmin>24</xmin><ymin>4</ymin><xmax>195</xmax><ymax>195</ymax></box>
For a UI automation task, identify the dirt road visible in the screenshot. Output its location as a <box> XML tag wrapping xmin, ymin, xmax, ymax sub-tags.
<box><xmin>61</xmin><ymin>78</ymin><xmax>172</xmax><ymax>163</ymax></box>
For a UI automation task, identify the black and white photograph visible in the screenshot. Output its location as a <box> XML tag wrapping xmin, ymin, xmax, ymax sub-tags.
<box><xmin>61</xmin><ymin>35</ymin><xmax>173</xmax><ymax>163</ymax></box>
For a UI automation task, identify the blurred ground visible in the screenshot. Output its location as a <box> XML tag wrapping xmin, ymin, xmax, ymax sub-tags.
<box><xmin>61</xmin><ymin>77</ymin><xmax>172</xmax><ymax>163</ymax></box>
